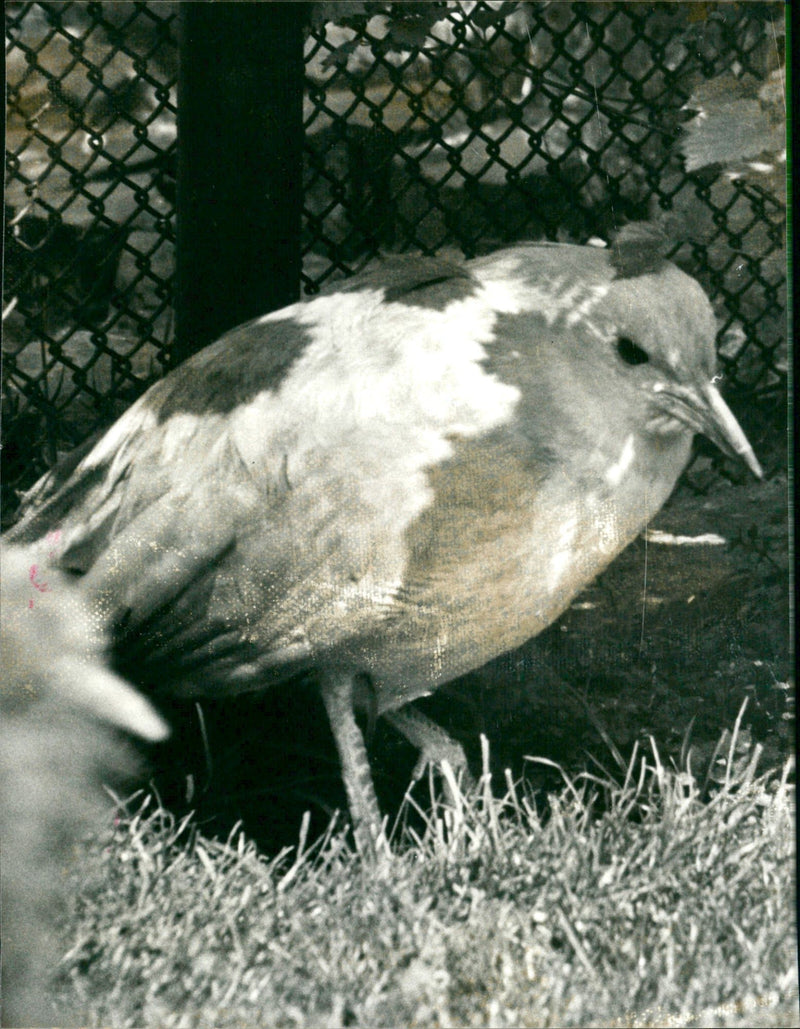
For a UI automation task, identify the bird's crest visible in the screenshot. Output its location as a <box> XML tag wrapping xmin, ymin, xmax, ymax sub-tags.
<box><xmin>609</xmin><ymin>221</ymin><xmax>673</xmax><ymax>278</ymax></box>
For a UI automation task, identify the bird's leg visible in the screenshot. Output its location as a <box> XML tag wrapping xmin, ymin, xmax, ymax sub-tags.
<box><xmin>318</xmin><ymin>670</ymin><xmax>386</xmax><ymax>858</ymax></box>
<box><xmin>384</xmin><ymin>705</ymin><xmax>473</xmax><ymax>804</ymax></box>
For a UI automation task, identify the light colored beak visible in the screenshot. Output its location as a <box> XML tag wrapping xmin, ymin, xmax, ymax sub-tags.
<box><xmin>653</xmin><ymin>380</ymin><xmax>763</xmax><ymax>479</ymax></box>
<box><xmin>699</xmin><ymin>382</ymin><xmax>763</xmax><ymax>479</ymax></box>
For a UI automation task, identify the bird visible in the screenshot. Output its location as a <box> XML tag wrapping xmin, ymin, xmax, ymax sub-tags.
<box><xmin>1</xmin><ymin>542</ymin><xmax>168</xmax><ymax>1026</ymax></box>
<box><xmin>5</xmin><ymin>226</ymin><xmax>762</xmax><ymax>853</ymax></box>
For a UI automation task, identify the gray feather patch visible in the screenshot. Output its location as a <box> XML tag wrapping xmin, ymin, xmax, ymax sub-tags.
<box><xmin>610</xmin><ymin>221</ymin><xmax>672</xmax><ymax>278</ymax></box>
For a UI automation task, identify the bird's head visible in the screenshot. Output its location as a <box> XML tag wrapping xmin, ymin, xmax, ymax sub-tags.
<box><xmin>479</xmin><ymin>239</ymin><xmax>762</xmax><ymax>484</ymax></box>
<box><xmin>601</xmin><ymin>257</ymin><xmax>762</xmax><ymax>479</ymax></box>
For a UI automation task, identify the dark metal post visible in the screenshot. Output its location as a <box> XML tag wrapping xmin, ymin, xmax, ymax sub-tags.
<box><xmin>175</xmin><ymin>2</ymin><xmax>306</xmax><ymax>364</ymax></box>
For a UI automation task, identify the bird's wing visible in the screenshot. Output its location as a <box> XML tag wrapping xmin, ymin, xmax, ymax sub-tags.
<box><xmin>5</xmin><ymin>316</ymin><xmax>324</xmax><ymax>676</ymax></box>
<box><xmin>5</xmin><ymin>257</ymin><xmax>525</xmax><ymax>690</ymax></box>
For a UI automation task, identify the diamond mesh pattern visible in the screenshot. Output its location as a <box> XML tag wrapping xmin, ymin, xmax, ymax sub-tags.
<box><xmin>3</xmin><ymin>2</ymin><xmax>786</xmax><ymax>518</ymax></box>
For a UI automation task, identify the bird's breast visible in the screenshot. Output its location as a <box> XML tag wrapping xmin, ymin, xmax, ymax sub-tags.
<box><xmin>345</xmin><ymin>425</ymin><xmax>693</xmax><ymax>710</ymax></box>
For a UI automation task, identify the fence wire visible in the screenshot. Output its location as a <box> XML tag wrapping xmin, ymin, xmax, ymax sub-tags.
<box><xmin>3</xmin><ymin>1</ymin><xmax>787</xmax><ymax>517</ymax></box>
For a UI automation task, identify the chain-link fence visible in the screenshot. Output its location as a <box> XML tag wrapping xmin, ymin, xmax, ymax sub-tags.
<box><xmin>4</xmin><ymin>1</ymin><xmax>177</xmax><ymax>510</ymax></box>
<box><xmin>3</xmin><ymin>1</ymin><xmax>787</xmax><ymax>520</ymax></box>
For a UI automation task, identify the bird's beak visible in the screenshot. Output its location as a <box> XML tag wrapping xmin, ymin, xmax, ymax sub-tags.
<box><xmin>653</xmin><ymin>381</ymin><xmax>763</xmax><ymax>479</ymax></box>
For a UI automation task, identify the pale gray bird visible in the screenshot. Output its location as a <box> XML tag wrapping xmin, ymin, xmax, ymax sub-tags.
<box><xmin>5</xmin><ymin>231</ymin><xmax>761</xmax><ymax>851</ymax></box>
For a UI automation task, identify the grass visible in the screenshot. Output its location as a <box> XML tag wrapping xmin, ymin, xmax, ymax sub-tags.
<box><xmin>50</xmin><ymin>716</ymin><xmax>797</xmax><ymax>1029</ymax></box>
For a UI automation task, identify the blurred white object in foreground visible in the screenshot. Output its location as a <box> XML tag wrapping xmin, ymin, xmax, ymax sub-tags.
<box><xmin>1</xmin><ymin>542</ymin><xmax>168</xmax><ymax>1028</ymax></box>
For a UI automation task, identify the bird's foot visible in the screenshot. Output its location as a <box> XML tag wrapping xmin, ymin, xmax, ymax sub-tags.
<box><xmin>384</xmin><ymin>706</ymin><xmax>473</xmax><ymax>806</ymax></box>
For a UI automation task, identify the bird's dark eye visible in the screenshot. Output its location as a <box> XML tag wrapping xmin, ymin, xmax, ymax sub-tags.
<box><xmin>616</xmin><ymin>336</ymin><xmax>650</xmax><ymax>366</ymax></box>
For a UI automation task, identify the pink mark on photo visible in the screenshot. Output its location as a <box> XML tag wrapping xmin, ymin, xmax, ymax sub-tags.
<box><xmin>45</xmin><ymin>528</ymin><xmax>62</xmax><ymax>559</ymax></box>
<box><xmin>29</xmin><ymin>564</ymin><xmax>50</xmax><ymax>593</ymax></box>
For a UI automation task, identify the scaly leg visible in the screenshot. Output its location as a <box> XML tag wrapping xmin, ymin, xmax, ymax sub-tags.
<box><xmin>319</xmin><ymin>670</ymin><xmax>386</xmax><ymax>857</ymax></box>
